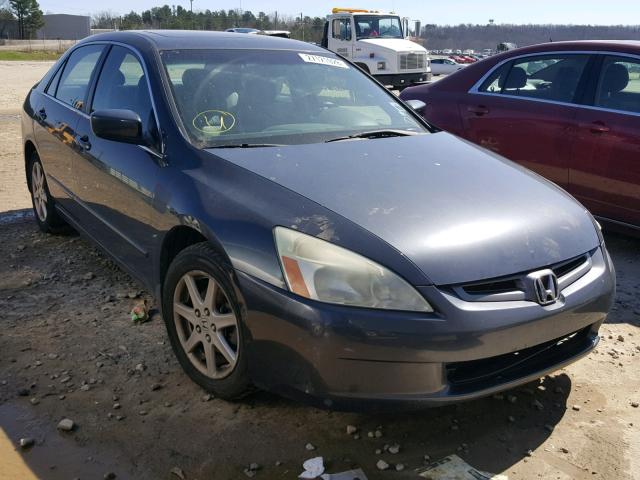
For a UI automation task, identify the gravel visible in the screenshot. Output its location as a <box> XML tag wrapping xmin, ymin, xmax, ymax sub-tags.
<box><xmin>57</xmin><ymin>418</ymin><xmax>75</xmax><ymax>432</ymax></box>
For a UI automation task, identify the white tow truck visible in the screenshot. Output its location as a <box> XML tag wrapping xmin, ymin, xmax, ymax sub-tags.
<box><xmin>321</xmin><ymin>7</ymin><xmax>431</xmax><ymax>90</ymax></box>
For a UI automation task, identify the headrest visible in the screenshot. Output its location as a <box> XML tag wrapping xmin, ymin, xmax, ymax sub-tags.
<box><xmin>113</xmin><ymin>70</ymin><xmax>125</xmax><ymax>86</ymax></box>
<box><xmin>601</xmin><ymin>63</ymin><xmax>629</xmax><ymax>94</ymax></box>
<box><xmin>181</xmin><ymin>68</ymin><xmax>207</xmax><ymax>90</ymax></box>
<box><xmin>500</xmin><ymin>66</ymin><xmax>527</xmax><ymax>90</ymax></box>
<box><xmin>242</xmin><ymin>77</ymin><xmax>279</xmax><ymax>102</ymax></box>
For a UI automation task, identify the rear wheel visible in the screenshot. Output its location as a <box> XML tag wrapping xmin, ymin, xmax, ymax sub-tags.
<box><xmin>162</xmin><ymin>243</ymin><xmax>250</xmax><ymax>399</ymax></box>
<box><xmin>27</xmin><ymin>152</ymin><xmax>68</xmax><ymax>233</ymax></box>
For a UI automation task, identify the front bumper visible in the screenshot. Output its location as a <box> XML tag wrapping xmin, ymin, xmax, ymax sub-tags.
<box><xmin>238</xmin><ymin>246</ymin><xmax>615</xmax><ymax>410</ymax></box>
<box><xmin>374</xmin><ymin>71</ymin><xmax>431</xmax><ymax>89</ymax></box>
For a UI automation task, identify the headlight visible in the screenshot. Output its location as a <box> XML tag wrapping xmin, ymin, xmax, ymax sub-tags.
<box><xmin>588</xmin><ymin>212</ymin><xmax>605</xmax><ymax>245</ymax></box>
<box><xmin>274</xmin><ymin>227</ymin><xmax>433</xmax><ymax>312</ymax></box>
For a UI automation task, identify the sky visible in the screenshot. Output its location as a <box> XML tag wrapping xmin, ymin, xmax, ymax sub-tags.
<box><xmin>33</xmin><ymin>0</ymin><xmax>640</xmax><ymax>25</ymax></box>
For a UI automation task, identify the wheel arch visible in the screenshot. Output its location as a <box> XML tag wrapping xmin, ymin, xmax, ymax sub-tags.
<box><xmin>354</xmin><ymin>62</ymin><xmax>371</xmax><ymax>74</ymax></box>
<box><xmin>157</xmin><ymin>222</ymin><xmax>236</xmax><ymax>287</ymax></box>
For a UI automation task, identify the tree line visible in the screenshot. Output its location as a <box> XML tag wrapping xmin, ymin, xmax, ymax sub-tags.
<box><xmin>91</xmin><ymin>8</ymin><xmax>328</xmax><ymax>43</ymax></box>
<box><xmin>422</xmin><ymin>23</ymin><xmax>640</xmax><ymax>50</ymax></box>
<box><xmin>3</xmin><ymin>0</ymin><xmax>640</xmax><ymax>48</ymax></box>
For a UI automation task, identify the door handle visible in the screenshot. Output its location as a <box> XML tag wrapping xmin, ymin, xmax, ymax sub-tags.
<box><xmin>38</xmin><ymin>108</ymin><xmax>46</xmax><ymax>120</ymax></box>
<box><xmin>583</xmin><ymin>121</ymin><xmax>610</xmax><ymax>134</ymax></box>
<box><xmin>78</xmin><ymin>134</ymin><xmax>91</xmax><ymax>150</ymax></box>
<box><xmin>467</xmin><ymin>105</ymin><xmax>489</xmax><ymax>116</ymax></box>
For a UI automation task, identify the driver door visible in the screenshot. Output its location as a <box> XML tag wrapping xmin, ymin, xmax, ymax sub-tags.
<box><xmin>72</xmin><ymin>45</ymin><xmax>163</xmax><ymax>282</ymax></box>
<box><xmin>331</xmin><ymin>18</ymin><xmax>352</xmax><ymax>58</ymax></box>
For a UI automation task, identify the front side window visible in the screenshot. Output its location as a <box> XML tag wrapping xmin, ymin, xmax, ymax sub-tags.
<box><xmin>332</xmin><ymin>18</ymin><xmax>351</xmax><ymax>40</ymax></box>
<box><xmin>479</xmin><ymin>54</ymin><xmax>589</xmax><ymax>103</ymax></box>
<box><xmin>594</xmin><ymin>55</ymin><xmax>640</xmax><ymax>114</ymax></box>
<box><xmin>55</xmin><ymin>45</ymin><xmax>104</xmax><ymax>110</ymax></box>
<box><xmin>354</xmin><ymin>15</ymin><xmax>403</xmax><ymax>40</ymax></box>
<box><xmin>161</xmin><ymin>49</ymin><xmax>427</xmax><ymax>148</ymax></box>
<box><xmin>92</xmin><ymin>46</ymin><xmax>158</xmax><ymax>146</ymax></box>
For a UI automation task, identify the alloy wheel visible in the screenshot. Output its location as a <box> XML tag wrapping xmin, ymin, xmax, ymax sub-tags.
<box><xmin>172</xmin><ymin>270</ymin><xmax>240</xmax><ymax>379</ymax></box>
<box><xmin>31</xmin><ymin>161</ymin><xmax>47</xmax><ymax>222</ymax></box>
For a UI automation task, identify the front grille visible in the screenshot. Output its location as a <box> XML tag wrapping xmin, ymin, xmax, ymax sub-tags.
<box><xmin>552</xmin><ymin>254</ymin><xmax>588</xmax><ymax>278</ymax></box>
<box><xmin>462</xmin><ymin>278</ymin><xmax>519</xmax><ymax>296</ymax></box>
<box><xmin>399</xmin><ymin>52</ymin><xmax>426</xmax><ymax>70</ymax></box>
<box><xmin>446</xmin><ymin>326</ymin><xmax>595</xmax><ymax>393</ymax></box>
<box><xmin>455</xmin><ymin>251</ymin><xmax>593</xmax><ymax>302</ymax></box>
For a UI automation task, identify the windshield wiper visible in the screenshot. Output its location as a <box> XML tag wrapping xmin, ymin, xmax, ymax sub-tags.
<box><xmin>207</xmin><ymin>143</ymin><xmax>284</xmax><ymax>149</ymax></box>
<box><xmin>325</xmin><ymin>129</ymin><xmax>419</xmax><ymax>143</ymax></box>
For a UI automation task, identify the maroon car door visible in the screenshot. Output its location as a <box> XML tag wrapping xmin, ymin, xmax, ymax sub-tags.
<box><xmin>570</xmin><ymin>55</ymin><xmax>640</xmax><ymax>227</ymax></box>
<box><xmin>460</xmin><ymin>53</ymin><xmax>592</xmax><ymax>190</ymax></box>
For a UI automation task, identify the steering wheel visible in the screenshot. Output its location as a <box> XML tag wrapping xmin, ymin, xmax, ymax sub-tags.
<box><xmin>191</xmin><ymin>62</ymin><xmax>241</xmax><ymax>133</ymax></box>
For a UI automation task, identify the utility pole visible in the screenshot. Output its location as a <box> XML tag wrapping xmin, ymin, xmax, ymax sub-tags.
<box><xmin>190</xmin><ymin>0</ymin><xmax>194</xmax><ymax>29</ymax></box>
<box><xmin>300</xmin><ymin>13</ymin><xmax>304</xmax><ymax>41</ymax></box>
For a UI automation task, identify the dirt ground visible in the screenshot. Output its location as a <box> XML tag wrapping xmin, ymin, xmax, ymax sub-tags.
<box><xmin>1</xmin><ymin>61</ymin><xmax>639</xmax><ymax>480</ymax></box>
<box><xmin>0</xmin><ymin>61</ymin><xmax>54</xmax><ymax>213</ymax></box>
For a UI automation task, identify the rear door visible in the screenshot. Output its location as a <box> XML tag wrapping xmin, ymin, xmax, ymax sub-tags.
<box><xmin>72</xmin><ymin>45</ymin><xmax>163</xmax><ymax>281</ymax></box>
<box><xmin>33</xmin><ymin>44</ymin><xmax>105</xmax><ymax>212</ymax></box>
<box><xmin>570</xmin><ymin>54</ymin><xmax>640</xmax><ymax>226</ymax></box>
<box><xmin>460</xmin><ymin>53</ymin><xmax>592</xmax><ymax>189</ymax></box>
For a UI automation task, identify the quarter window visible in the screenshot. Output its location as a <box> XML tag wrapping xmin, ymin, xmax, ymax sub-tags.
<box><xmin>479</xmin><ymin>54</ymin><xmax>589</xmax><ymax>103</ymax></box>
<box><xmin>594</xmin><ymin>56</ymin><xmax>640</xmax><ymax>114</ymax></box>
<box><xmin>479</xmin><ymin>62</ymin><xmax>511</xmax><ymax>93</ymax></box>
<box><xmin>55</xmin><ymin>45</ymin><xmax>104</xmax><ymax>110</ymax></box>
<box><xmin>45</xmin><ymin>63</ymin><xmax>64</xmax><ymax>96</ymax></box>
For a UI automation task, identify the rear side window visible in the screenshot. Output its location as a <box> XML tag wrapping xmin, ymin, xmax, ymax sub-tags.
<box><xmin>594</xmin><ymin>55</ymin><xmax>640</xmax><ymax>114</ymax></box>
<box><xmin>55</xmin><ymin>45</ymin><xmax>104</xmax><ymax>110</ymax></box>
<box><xmin>479</xmin><ymin>54</ymin><xmax>590</xmax><ymax>103</ymax></box>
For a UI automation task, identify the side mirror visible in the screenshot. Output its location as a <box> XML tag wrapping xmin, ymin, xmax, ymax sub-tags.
<box><xmin>405</xmin><ymin>99</ymin><xmax>426</xmax><ymax>112</ymax></box>
<box><xmin>91</xmin><ymin>109</ymin><xmax>143</xmax><ymax>145</ymax></box>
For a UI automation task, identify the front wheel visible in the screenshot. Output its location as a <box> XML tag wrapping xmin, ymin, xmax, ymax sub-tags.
<box><xmin>27</xmin><ymin>152</ymin><xmax>68</xmax><ymax>233</ymax></box>
<box><xmin>162</xmin><ymin>243</ymin><xmax>251</xmax><ymax>399</ymax></box>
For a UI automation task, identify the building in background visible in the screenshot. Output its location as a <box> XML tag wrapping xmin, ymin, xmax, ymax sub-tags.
<box><xmin>37</xmin><ymin>14</ymin><xmax>90</xmax><ymax>40</ymax></box>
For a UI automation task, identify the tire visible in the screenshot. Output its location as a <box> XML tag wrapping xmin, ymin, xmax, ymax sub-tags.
<box><xmin>162</xmin><ymin>242</ymin><xmax>251</xmax><ymax>400</ymax></box>
<box><xmin>27</xmin><ymin>151</ymin><xmax>68</xmax><ymax>233</ymax></box>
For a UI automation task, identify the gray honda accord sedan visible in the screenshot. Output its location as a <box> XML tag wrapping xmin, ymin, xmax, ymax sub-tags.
<box><xmin>21</xmin><ymin>31</ymin><xmax>615</xmax><ymax>409</ymax></box>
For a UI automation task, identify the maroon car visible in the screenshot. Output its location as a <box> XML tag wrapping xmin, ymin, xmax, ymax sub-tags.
<box><xmin>401</xmin><ymin>40</ymin><xmax>640</xmax><ymax>231</ymax></box>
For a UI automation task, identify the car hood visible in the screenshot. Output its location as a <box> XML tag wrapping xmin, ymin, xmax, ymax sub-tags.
<box><xmin>208</xmin><ymin>133</ymin><xmax>600</xmax><ymax>285</ymax></box>
<box><xmin>359</xmin><ymin>38</ymin><xmax>426</xmax><ymax>53</ymax></box>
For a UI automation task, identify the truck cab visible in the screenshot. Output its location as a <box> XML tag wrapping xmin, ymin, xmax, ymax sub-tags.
<box><xmin>321</xmin><ymin>7</ymin><xmax>431</xmax><ymax>89</ymax></box>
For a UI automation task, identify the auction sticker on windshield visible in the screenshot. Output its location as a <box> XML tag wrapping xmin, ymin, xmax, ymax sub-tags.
<box><xmin>298</xmin><ymin>53</ymin><xmax>349</xmax><ymax>69</ymax></box>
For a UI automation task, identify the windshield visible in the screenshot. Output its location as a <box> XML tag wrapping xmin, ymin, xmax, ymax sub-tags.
<box><xmin>354</xmin><ymin>15</ymin><xmax>403</xmax><ymax>40</ymax></box>
<box><xmin>161</xmin><ymin>49</ymin><xmax>426</xmax><ymax>148</ymax></box>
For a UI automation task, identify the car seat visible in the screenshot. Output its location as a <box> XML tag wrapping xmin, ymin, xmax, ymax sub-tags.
<box><xmin>499</xmin><ymin>66</ymin><xmax>527</xmax><ymax>93</ymax></box>
<box><xmin>598</xmin><ymin>63</ymin><xmax>631</xmax><ymax>111</ymax></box>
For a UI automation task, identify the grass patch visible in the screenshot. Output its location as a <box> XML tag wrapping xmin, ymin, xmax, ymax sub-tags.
<box><xmin>0</xmin><ymin>50</ymin><xmax>62</xmax><ymax>61</ymax></box>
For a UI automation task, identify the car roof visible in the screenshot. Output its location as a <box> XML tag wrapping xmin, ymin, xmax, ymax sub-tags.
<box><xmin>80</xmin><ymin>30</ymin><xmax>327</xmax><ymax>52</ymax></box>
<box><xmin>507</xmin><ymin>39</ymin><xmax>640</xmax><ymax>54</ymax></box>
